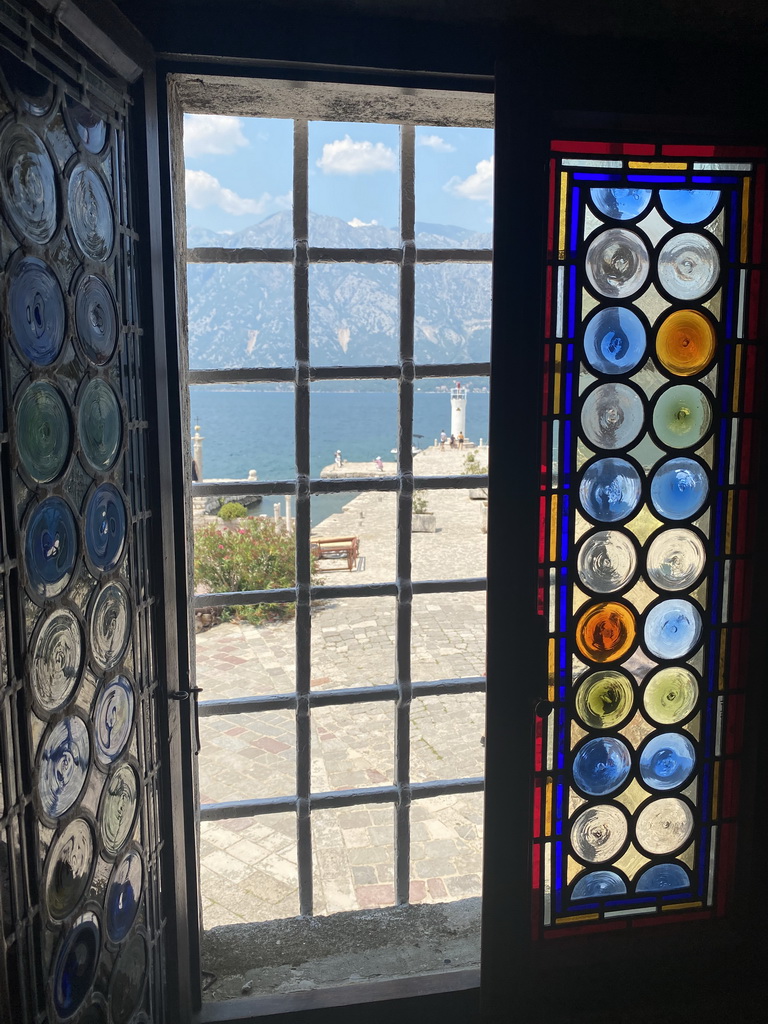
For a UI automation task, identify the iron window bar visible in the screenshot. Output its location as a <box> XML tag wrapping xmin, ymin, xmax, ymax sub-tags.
<box><xmin>189</xmin><ymin>362</ymin><xmax>491</xmax><ymax>384</ymax></box>
<box><xmin>200</xmin><ymin>777</ymin><xmax>485</xmax><ymax>822</ymax></box>
<box><xmin>187</xmin><ymin>117</ymin><xmax>489</xmax><ymax>917</ymax></box>
<box><xmin>187</xmin><ymin>247</ymin><xmax>491</xmax><ymax>264</ymax></box>
<box><xmin>198</xmin><ymin>675</ymin><xmax>486</xmax><ymax>717</ymax></box>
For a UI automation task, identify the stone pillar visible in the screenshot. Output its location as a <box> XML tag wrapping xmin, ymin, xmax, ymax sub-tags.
<box><xmin>284</xmin><ymin>495</ymin><xmax>292</xmax><ymax>535</ymax></box>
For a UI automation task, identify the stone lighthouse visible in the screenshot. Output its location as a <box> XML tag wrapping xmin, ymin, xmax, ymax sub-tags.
<box><xmin>450</xmin><ymin>381</ymin><xmax>467</xmax><ymax>439</ymax></box>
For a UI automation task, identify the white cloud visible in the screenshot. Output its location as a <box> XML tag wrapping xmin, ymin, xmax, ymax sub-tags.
<box><xmin>184</xmin><ymin>114</ymin><xmax>249</xmax><ymax>157</ymax></box>
<box><xmin>418</xmin><ymin>134</ymin><xmax>455</xmax><ymax>153</ymax></box>
<box><xmin>185</xmin><ymin>169</ymin><xmax>290</xmax><ymax>217</ymax></box>
<box><xmin>316</xmin><ymin>135</ymin><xmax>396</xmax><ymax>175</ymax></box>
<box><xmin>445</xmin><ymin>155</ymin><xmax>494</xmax><ymax>203</ymax></box>
<box><xmin>348</xmin><ymin>217</ymin><xmax>379</xmax><ymax>228</ymax></box>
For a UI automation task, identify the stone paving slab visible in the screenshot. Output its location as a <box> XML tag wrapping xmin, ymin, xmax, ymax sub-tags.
<box><xmin>195</xmin><ymin>444</ymin><xmax>488</xmax><ymax>928</ymax></box>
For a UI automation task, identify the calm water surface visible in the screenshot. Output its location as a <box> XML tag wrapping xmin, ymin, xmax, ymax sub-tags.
<box><xmin>190</xmin><ymin>388</ymin><xmax>490</xmax><ymax>525</ymax></box>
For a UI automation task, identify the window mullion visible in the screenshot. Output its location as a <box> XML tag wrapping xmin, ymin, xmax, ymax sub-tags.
<box><xmin>395</xmin><ymin>123</ymin><xmax>416</xmax><ymax>906</ymax></box>
<box><xmin>293</xmin><ymin>116</ymin><xmax>313</xmax><ymax>916</ymax></box>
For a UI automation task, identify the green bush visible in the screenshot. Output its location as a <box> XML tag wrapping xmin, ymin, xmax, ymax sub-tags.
<box><xmin>218</xmin><ymin>501</ymin><xmax>248</xmax><ymax>520</ymax></box>
<box><xmin>462</xmin><ymin>452</ymin><xmax>488</xmax><ymax>475</ymax></box>
<box><xmin>194</xmin><ymin>518</ymin><xmax>311</xmax><ymax>625</ymax></box>
<box><xmin>412</xmin><ymin>490</ymin><xmax>430</xmax><ymax>515</ymax></box>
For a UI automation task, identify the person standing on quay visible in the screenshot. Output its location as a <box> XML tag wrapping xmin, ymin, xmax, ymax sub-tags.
<box><xmin>457</xmin><ymin>431</ymin><xmax>465</xmax><ymax>450</ymax></box>
<box><xmin>334</xmin><ymin>449</ymin><xmax>343</xmax><ymax>468</ymax></box>
<box><xmin>374</xmin><ymin>456</ymin><xmax>384</xmax><ymax>471</ymax></box>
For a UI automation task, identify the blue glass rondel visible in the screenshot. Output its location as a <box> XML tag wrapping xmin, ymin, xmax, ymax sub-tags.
<box><xmin>640</xmin><ymin>732</ymin><xmax>696</xmax><ymax>791</ymax></box>
<box><xmin>591</xmin><ymin>188</ymin><xmax>652</xmax><ymax>221</ymax></box>
<box><xmin>572</xmin><ymin>870</ymin><xmax>627</xmax><ymax>899</ymax></box>
<box><xmin>659</xmin><ymin>190</ymin><xmax>720</xmax><ymax>224</ymax></box>
<box><xmin>24</xmin><ymin>497</ymin><xmax>77</xmax><ymax>600</ymax></box>
<box><xmin>573</xmin><ymin>736</ymin><xmax>632</xmax><ymax>796</ymax></box>
<box><xmin>106</xmin><ymin>850</ymin><xmax>143</xmax><ymax>943</ymax></box>
<box><xmin>650</xmin><ymin>457</ymin><xmax>709</xmax><ymax>521</ymax></box>
<box><xmin>583</xmin><ymin>306</ymin><xmax>646</xmax><ymax>374</ymax></box>
<box><xmin>9</xmin><ymin>257</ymin><xmax>65</xmax><ymax>365</ymax></box>
<box><xmin>52</xmin><ymin>912</ymin><xmax>100</xmax><ymax>1018</ymax></box>
<box><xmin>85</xmin><ymin>484</ymin><xmax>127</xmax><ymax>572</ymax></box>
<box><xmin>635</xmin><ymin>863</ymin><xmax>690</xmax><ymax>893</ymax></box>
<box><xmin>579</xmin><ymin>458</ymin><xmax>642</xmax><ymax>523</ymax></box>
<box><xmin>644</xmin><ymin>599</ymin><xmax>702</xmax><ymax>660</ymax></box>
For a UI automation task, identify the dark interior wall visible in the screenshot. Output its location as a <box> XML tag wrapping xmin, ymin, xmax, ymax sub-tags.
<box><xmin>113</xmin><ymin>0</ymin><xmax>768</xmax><ymax>133</ymax></box>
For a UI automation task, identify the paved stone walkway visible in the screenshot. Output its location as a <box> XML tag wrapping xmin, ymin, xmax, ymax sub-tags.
<box><xmin>195</xmin><ymin>446</ymin><xmax>488</xmax><ymax>926</ymax></box>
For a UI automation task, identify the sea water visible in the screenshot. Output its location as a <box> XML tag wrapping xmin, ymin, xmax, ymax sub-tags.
<box><xmin>190</xmin><ymin>387</ymin><xmax>491</xmax><ymax>526</ymax></box>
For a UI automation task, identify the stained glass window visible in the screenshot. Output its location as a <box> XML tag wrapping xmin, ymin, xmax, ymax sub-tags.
<box><xmin>534</xmin><ymin>141</ymin><xmax>765</xmax><ymax>934</ymax></box>
<box><xmin>0</xmin><ymin>18</ymin><xmax>165</xmax><ymax>1022</ymax></box>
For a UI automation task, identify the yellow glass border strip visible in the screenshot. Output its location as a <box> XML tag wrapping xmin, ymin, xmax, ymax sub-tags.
<box><xmin>740</xmin><ymin>177</ymin><xmax>751</xmax><ymax>263</ymax></box>
<box><xmin>628</xmin><ymin>161</ymin><xmax>687</xmax><ymax>170</ymax></box>
<box><xmin>558</xmin><ymin>171</ymin><xmax>568</xmax><ymax>258</ymax></box>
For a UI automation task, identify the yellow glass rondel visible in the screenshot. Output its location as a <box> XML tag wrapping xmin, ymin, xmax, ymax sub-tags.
<box><xmin>656</xmin><ymin>309</ymin><xmax>716</xmax><ymax>376</ymax></box>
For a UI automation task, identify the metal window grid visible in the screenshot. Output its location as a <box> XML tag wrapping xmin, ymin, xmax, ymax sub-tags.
<box><xmin>187</xmin><ymin>118</ymin><xmax>492</xmax><ymax>915</ymax></box>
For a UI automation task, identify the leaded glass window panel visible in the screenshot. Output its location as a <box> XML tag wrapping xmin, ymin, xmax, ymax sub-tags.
<box><xmin>535</xmin><ymin>140</ymin><xmax>765</xmax><ymax>934</ymax></box>
<box><xmin>0</xmin><ymin>10</ymin><xmax>167</xmax><ymax>1020</ymax></box>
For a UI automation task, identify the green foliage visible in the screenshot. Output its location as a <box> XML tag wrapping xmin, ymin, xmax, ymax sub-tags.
<box><xmin>462</xmin><ymin>451</ymin><xmax>488</xmax><ymax>475</ymax></box>
<box><xmin>218</xmin><ymin>501</ymin><xmax>248</xmax><ymax>521</ymax></box>
<box><xmin>194</xmin><ymin>518</ymin><xmax>310</xmax><ymax>625</ymax></box>
<box><xmin>412</xmin><ymin>490</ymin><xmax>430</xmax><ymax>515</ymax></box>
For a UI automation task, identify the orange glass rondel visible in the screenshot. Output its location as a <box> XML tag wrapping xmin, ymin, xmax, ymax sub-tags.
<box><xmin>576</xmin><ymin>601</ymin><xmax>636</xmax><ymax>663</ymax></box>
<box><xmin>656</xmin><ymin>309</ymin><xmax>716</xmax><ymax>377</ymax></box>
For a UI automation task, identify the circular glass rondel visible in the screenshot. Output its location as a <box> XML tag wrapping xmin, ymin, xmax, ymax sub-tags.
<box><xmin>576</xmin><ymin>601</ymin><xmax>636</xmax><ymax>664</ymax></box>
<box><xmin>65</xmin><ymin>97</ymin><xmax>108</xmax><ymax>154</ymax></box>
<box><xmin>85</xmin><ymin>484</ymin><xmax>127</xmax><ymax>572</ymax></box>
<box><xmin>575</xmin><ymin>669</ymin><xmax>634</xmax><ymax>729</ymax></box>
<box><xmin>579</xmin><ymin>458</ymin><xmax>642</xmax><ymax>523</ymax></box>
<box><xmin>646</xmin><ymin>528</ymin><xmax>706</xmax><ymax>591</ymax></box>
<box><xmin>577</xmin><ymin>530</ymin><xmax>637</xmax><ymax>594</ymax></box>
<box><xmin>68</xmin><ymin>164</ymin><xmax>115</xmax><ymax>261</ymax></box>
<box><xmin>644</xmin><ymin>598</ymin><xmax>702</xmax><ymax>660</ymax></box>
<box><xmin>90</xmin><ymin>581</ymin><xmax>131</xmax><ymax>671</ymax></box>
<box><xmin>100</xmin><ymin>763</ymin><xmax>139</xmax><ymax>856</ymax></box>
<box><xmin>75</xmin><ymin>275</ymin><xmax>119</xmax><ymax>365</ymax></box>
<box><xmin>93</xmin><ymin>675</ymin><xmax>135</xmax><ymax>767</ymax></box>
<box><xmin>649</xmin><ymin>457</ymin><xmax>709</xmax><ymax>521</ymax></box>
<box><xmin>0</xmin><ymin>123</ymin><xmax>58</xmax><ymax>244</ymax></box>
<box><xmin>635</xmin><ymin>797</ymin><xmax>694</xmax><ymax>855</ymax></box>
<box><xmin>590</xmin><ymin>188</ymin><xmax>652</xmax><ymax>221</ymax></box>
<box><xmin>52</xmin><ymin>911</ymin><xmax>100</xmax><ymax>1019</ymax></box>
<box><xmin>581</xmin><ymin>383</ymin><xmax>644</xmax><ymax>450</ymax></box>
<box><xmin>583</xmin><ymin>306</ymin><xmax>647</xmax><ymax>375</ymax></box>
<box><xmin>9</xmin><ymin>257</ymin><xmax>66</xmax><ymax>366</ymax></box>
<box><xmin>652</xmin><ymin>384</ymin><xmax>712</xmax><ymax>450</ymax></box>
<box><xmin>659</xmin><ymin>190</ymin><xmax>721</xmax><ymax>225</ymax></box>
<box><xmin>570</xmin><ymin>804</ymin><xmax>628</xmax><ymax>864</ymax></box>
<box><xmin>110</xmin><ymin>932</ymin><xmax>147</xmax><ymax>1024</ymax></box>
<box><xmin>639</xmin><ymin>732</ymin><xmax>696</xmax><ymax>791</ymax></box>
<box><xmin>658</xmin><ymin>232</ymin><xmax>720</xmax><ymax>300</ymax></box>
<box><xmin>586</xmin><ymin>228</ymin><xmax>650</xmax><ymax>299</ymax></box>
<box><xmin>38</xmin><ymin>716</ymin><xmax>90</xmax><ymax>820</ymax></box>
<box><xmin>30</xmin><ymin>608</ymin><xmax>83</xmax><ymax>713</ymax></box>
<box><xmin>24</xmin><ymin>496</ymin><xmax>78</xmax><ymax>601</ymax></box>
<box><xmin>573</xmin><ymin>736</ymin><xmax>632</xmax><ymax>796</ymax></box>
<box><xmin>635</xmin><ymin>862</ymin><xmax>690</xmax><ymax>893</ymax></box>
<box><xmin>656</xmin><ymin>309</ymin><xmax>716</xmax><ymax>377</ymax></box>
<box><xmin>643</xmin><ymin>666</ymin><xmax>699</xmax><ymax>725</ymax></box>
<box><xmin>43</xmin><ymin>818</ymin><xmax>95</xmax><ymax>921</ymax></box>
<box><xmin>16</xmin><ymin>380</ymin><xmax>70</xmax><ymax>483</ymax></box>
<box><xmin>572</xmin><ymin>870</ymin><xmax>627</xmax><ymax>900</ymax></box>
<box><xmin>106</xmin><ymin>850</ymin><xmax>144</xmax><ymax>944</ymax></box>
<box><xmin>78</xmin><ymin>378</ymin><xmax>122</xmax><ymax>473</ymax></box>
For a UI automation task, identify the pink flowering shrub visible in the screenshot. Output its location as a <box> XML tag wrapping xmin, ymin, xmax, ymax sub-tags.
<box><xmin>194</xmin><ymin>518</ymin><xmax>310</xmax><ymax>625</ymax></box>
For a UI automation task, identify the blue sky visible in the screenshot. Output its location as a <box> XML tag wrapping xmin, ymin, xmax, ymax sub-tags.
<box><xmin>184</xmin><ymin>114</ymin><xmax>494</xmax><ymax>235</ymax></box>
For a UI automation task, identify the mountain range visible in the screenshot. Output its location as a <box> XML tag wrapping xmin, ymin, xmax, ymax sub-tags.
<box><xmin>186</xmin><ymin>211</ymin><xmax>492</xmax><ymax>370</ymax></box>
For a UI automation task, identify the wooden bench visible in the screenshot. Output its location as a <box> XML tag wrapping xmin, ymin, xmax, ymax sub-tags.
<box><xmin>310</xmin><ymin>536</ymin><xmax>360</xmax><ymax>571</ymax></box>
